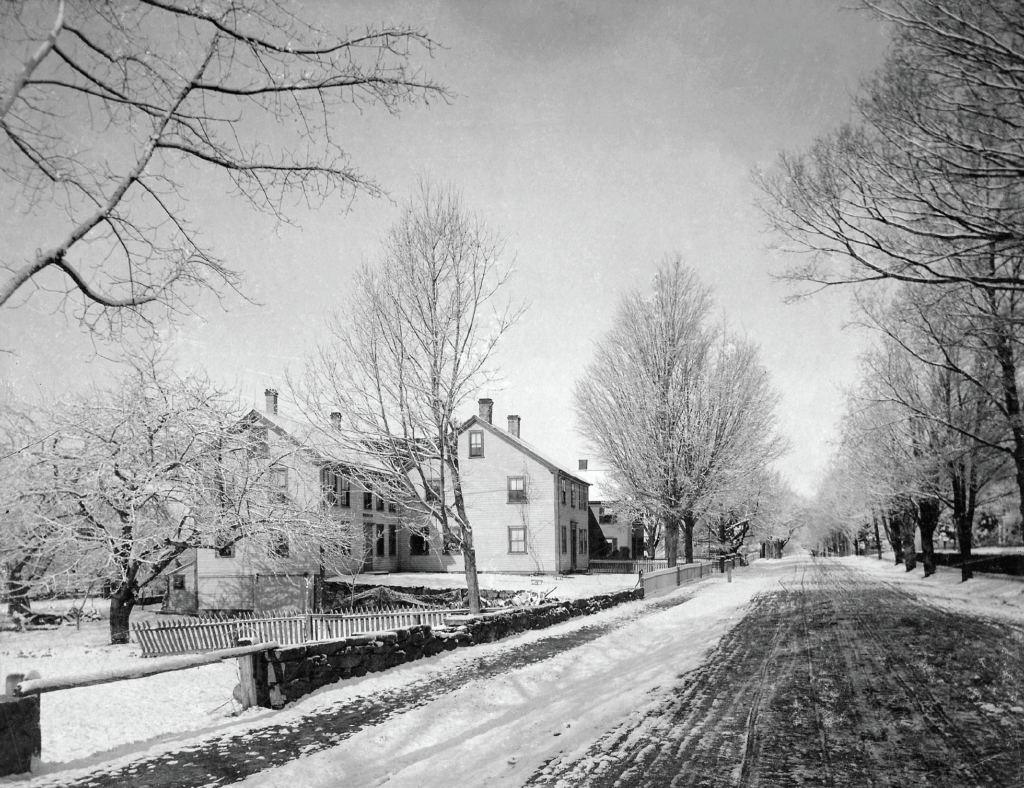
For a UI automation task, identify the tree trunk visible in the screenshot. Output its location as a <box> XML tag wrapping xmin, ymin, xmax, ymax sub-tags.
<box><xmin>872</xmin><ymin>511</ymin><xmax>883</xmax><ymax>560</ymax></box>
<box><xmin>681</xmin><ymin>511</ymin><xmax>696</xmax><ymax>564</ymax></box>
<box><xmin>450</xmin><ymin>469</ymin><xmax>482</xmax><ymax>614</ymax></box>
<box><xmin>899</xmin><ymin>507</ymin><xmax>917</xmax><ymax>572</ymax></box>
<box><xmin>463</xmin><ymin>544</ymin><xmax>481</xmax><ymax>615</ymax></box>
<box><xmin>109</xmin><ymin>584</ymin><xmax>137</xmax><ymax>645</ymax></box>
<box><xmin>5</xmin><ymin>561</ymin><xmax>32</xmax><ymax>616</ymax></box>
<box><xmin>917</xmin><ymin>498</ymin><xmax>940</xmax><ymax>578</ymax></box>
<box><xmin>989</xmin><ymin>310</ymin><xmax>1024</xmax><ymax>532</ymax></box>
<box><xmin>664</xmin><ymin>515</ymin><xmax>679</xmax><ymax>568</ymax></box>
<box><xmin>950</xmin><ymin>459</ymin><xmax>977</xmax><ymax>582</ymax></box>
<box><xmin>881</xmin><ymin>511</ymin><xmax>903</xmax><ymax>565</ymax></box>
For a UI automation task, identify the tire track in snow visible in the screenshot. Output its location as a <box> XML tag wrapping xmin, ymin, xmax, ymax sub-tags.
<box><xmin>525</xmin><ymin>559</ymin><xmax>1024</xmax><ymax>788</ymax></box>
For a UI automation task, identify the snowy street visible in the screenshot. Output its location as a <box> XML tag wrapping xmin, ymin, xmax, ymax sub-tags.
<box><xmin>9</xmin><ymin>555</ymin><xmax>1024</xmax><ymax>787</ymax></box>
<box><xmin>12</xmin><ymin>564</ymin><xmax>771</xmax><ymax>787</ymax></box>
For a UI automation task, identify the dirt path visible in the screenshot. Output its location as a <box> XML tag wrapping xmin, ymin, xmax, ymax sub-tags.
<box><xmin>527</xmin><ymin>558</ymin><xmax>1024</xmax><ymax>787</ymax></box>
<box><xmin>45</xmin><ymin>591</ymin><xmax>698</xmax><ymax>787</ymax></box>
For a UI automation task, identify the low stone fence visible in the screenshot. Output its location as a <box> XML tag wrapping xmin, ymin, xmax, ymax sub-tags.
<box><xmin>255</xmin><ymin>589</ymin><xmax>644</xmax><ymax>707</ymax></box>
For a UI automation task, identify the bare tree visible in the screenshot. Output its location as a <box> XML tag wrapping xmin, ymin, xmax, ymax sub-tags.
<box><xmin>574</xmin><ymin>259</ymin><xmax>788</xmax><ymax>566</ymax></box>
<box><xmin>855</xmin><ymin>284</ymin><xmax>1017</xmax><ymax>576</ymax></box>
<box><xmin>0</xmin><ymin>0</ymin><xmax>447</xmax><ymax>335</ymax></box>
<box><xmin>295</xmin><ymin>183</ymin><xmax>521</xmax><ymax>614</ymax></box>
<box><xmin>0</xmin><ymin>355</ymin><xmax>352</xmax><ymax>642</ymax></box>
<box><xmin>756</xmin><ymin>0</ymin><xmax>1024</xmax><ymax>294</ymax></box>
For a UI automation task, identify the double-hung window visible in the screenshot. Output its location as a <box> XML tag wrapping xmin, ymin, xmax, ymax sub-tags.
<box><xmin>411</xmin><ymin>526</ymin><xmax>431</xmax><ymax>556</ymax></box>
<box><xmin>507</xmin><ymin>476</ymin><xmax>527</xmax><ymax>503</ymax></box>
<box><xmin>322</xmin><ymin>470</ymin><xmax>351</xmax><ymax>508</ymax></box>
<box><xmin>509</xmin><ymin>526</ymin><xmax>527</xmax><ymax>553</ymax></box>
<box><xmin>469</xmin><ymin>430</ymin><xmax>484</xmax><ymax>458</ymax></box>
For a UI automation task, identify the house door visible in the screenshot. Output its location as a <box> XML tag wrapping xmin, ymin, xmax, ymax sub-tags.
<box><xmin>570</xmin><ymin>524</ymin><xmax>578</xmax><ymax>571</ymax></box>
<box><xmin>362</xmin><ymin>524</ymin><xmax>375</xmax><ymax>571</ymax></box>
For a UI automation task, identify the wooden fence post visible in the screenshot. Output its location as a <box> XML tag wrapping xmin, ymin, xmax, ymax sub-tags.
<box><xmin>235</xmin><ymin>639</ymin><xmax>258</xmax><ymax>710</ymax></box>
<box><xmin>1</xmin><ymin>672</ymin><xmax>40</xmax><ymax>777</ymax></box>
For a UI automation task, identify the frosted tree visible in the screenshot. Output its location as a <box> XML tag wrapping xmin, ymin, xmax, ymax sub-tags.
<box><xmin>847</xmin><ymin>288</ymin><xmax>1010</xmax><ymax>578</ymax></box>
<box><xmin>295</xmin><ymin>183</ymin><xmax>521</xmax><ymax>614</ymax></box>
<box><xmin>1</xmin><ymin>355</ymin><xmax>353</xmax><ymax>643</ymax></box>
<box><xmin>1</xmin><ymin>0</ymin><xmax>447</xmax><ymax>336</ymax></box>
<box><xmin>574</xmin><ymin>259</ymin><xmax>788</xmax><ymax>565</ymax></box>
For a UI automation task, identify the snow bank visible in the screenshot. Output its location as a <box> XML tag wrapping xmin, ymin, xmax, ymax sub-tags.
<box><xmin>842</xmin><ymin>555</ymin><xmax>1024</xmax><ymax>624</ymax></box>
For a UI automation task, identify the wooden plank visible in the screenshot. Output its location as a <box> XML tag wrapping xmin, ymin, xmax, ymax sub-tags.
<box><xmin>16</xmin><ymin>642</ymin><xmax>281</xmax><ymax>696</ymax></box>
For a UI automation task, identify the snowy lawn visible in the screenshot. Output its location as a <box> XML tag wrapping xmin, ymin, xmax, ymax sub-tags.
<box><xmin>0</xmin><ymin>602</ymin><xmax>247</xmax><ymax>771</ymax></box>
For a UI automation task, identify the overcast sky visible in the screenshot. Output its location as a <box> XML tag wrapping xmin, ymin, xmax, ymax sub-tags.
<box><xmin>1</xmin><ymin>0</ymin><xmax>891</xmax><ymax>496</ymax></box>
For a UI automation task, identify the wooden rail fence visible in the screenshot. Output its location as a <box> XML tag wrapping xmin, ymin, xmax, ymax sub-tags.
<box><xmin>132</xmin><ymin>606</ymin><xmax>466</xmax><ymax>657</ymax></box>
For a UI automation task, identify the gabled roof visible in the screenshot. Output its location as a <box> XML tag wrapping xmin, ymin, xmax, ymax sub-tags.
<box><xmin>576</xmin><ymin>467</ymin><xmax>613</xmax><ymax>500</ymax></box>
<box><xmin>461</xmin><ymin>415</ymin><xmax>590</xmax><ymax>487</ymax></box>
<box><xmin>244</xmin><ymin>409</ymin><xmax>427</xmax><ymax>477</ymax></box>
<box><xmin>241</xmin><ymin>408</ymin><xmax>360</xmax><ymax>468</ymax></box>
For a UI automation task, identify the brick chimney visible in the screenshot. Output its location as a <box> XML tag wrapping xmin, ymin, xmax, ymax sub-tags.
<box><xmin>478</xmin><ymin>398</ymin><xmax>493</xmax><ymax>424</ymax></box>
<box><xmin>264</xmin><ymin>388</ymin><xmax>278</xmax><ymax>415</ymax></box>
<box><xmin>578</xmin><ymin>459</ymin><xmax>588</xmax><ymax>471</ymax></box>
<box><xmin>330</xmin><ymin>411</ymin><xmax>342</xmax><ymax>429</ymax></box>
<box><xmin>507</xmin><ymin>414</ymin><xmax>521</xmax><ymax>438</ymax></box>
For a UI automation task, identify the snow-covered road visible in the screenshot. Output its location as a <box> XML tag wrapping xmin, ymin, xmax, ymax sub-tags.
<box><xmin>12</xmin><ymin>555</ymin><xmax>1024</xmax><ymax>787</ymax></box>
<box><xmin>11</xmin><ymin>561</ymin><xmax>782</xmax><ymax>787</ymax></box>
<box><xmin>237</xmin><ymin>564</ymin><xmax>783</xmax><ymax>788</ymax></box>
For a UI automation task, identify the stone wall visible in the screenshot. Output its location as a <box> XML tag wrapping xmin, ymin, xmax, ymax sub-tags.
<box><xmin>259</xmin><ymin>588</ymin><xmax>643</xmax><ymax>707</ymax></box>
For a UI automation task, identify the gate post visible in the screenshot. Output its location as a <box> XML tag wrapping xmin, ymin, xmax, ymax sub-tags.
<box><xmin>1</xmin><ymin>673</ymin><xmax>40</xmax><ymax>776</ymax></box>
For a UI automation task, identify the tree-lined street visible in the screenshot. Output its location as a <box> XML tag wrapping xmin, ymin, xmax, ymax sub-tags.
<box><xmin>18</xmin><ymin>556</ymin><xmax>1023</xmax><ymax>788</ymax></box>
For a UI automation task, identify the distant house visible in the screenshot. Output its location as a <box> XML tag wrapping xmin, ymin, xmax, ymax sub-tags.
<box><xmin>450</xmin><ymin>399</ymin><xmax>592</xmax><ymax>574</ymax></box>
<box><xmin>577</xmin><ymin>464</ymin><xmax>646</xmax><ymax>560</ymax></box>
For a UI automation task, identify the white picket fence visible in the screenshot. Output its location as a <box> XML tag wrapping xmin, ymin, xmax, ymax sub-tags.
<box><xmin>132</xmin><ymin>606</ymin><xmax>464</xmax><ymax>657</ymax></box>
<box><xmin>589</xmin><ymin>558</ymin><xmax>668</xmax><ymax>574</ymax></box>
<box><xmin>640</xmin><ymin>561</ymin><xmax>714</xmax><ymax>597</ymax></box>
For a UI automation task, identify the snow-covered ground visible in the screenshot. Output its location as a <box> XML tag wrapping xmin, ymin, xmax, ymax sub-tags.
<box><xmin>0</xmin><ymin>602</ymin><xmax>246</xmax><ymax>770</ymax></box>
<box><xmin>232</xmin><ymin>568</ymin><xmax>782</xmax><ymax>788</ymax></box>
<box><xmin>0</xmin><ymin>573</ymin><xmax>639</xmax><ymax>777</ymax></box>
<box><xmin>843</xmin><ymin>554</ymin><xmax>1024</xmax><ymax>624</ymax></box>
<box><xmin>332</xmin><ymin>570</ymin><xmax>640</xmax><ymax>600</ymax></box>
<box><xmin>6</xmin><ymin>556</ymin><xmax>1022</xmax><ymax>787</ymax></box>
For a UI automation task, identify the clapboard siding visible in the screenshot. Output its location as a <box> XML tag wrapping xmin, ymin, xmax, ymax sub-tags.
<box><xmin>456</xmin><ymin>424</ymin><xmax>561</xmax><ymax>573</ymax></box>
